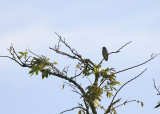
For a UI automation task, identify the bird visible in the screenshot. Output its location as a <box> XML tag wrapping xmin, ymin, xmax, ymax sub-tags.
<box><xmin>102</xmin><ymin>47</ymin><xmax>108</xmax><ymax>61</ymax></box>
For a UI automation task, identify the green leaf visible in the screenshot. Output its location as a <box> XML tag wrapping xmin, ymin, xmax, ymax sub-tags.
<box><xmin>97</xmin><ymin>64</ymin><xmax>101</xmax><ymax>68</ymax></box>
<box><xmin>76</xmin><ymin>65</ymin><xmax>80</xmax><ymax>69</ymax></box>
<box><xmin>29</xmin><ymin>69</ymin><xmax>34</xmax><ymax>76</ymax></box>
<box><xmin>112</xmin><ymin>87</ymin><xmax>117</xmax><ymax>91</ymax></box>
<box><xmin>94</xmin><ymin>67</ymin><xmax>99</xmax><ymax>72</ymax></box>
<box><xmin>35</xmin><ymin>70</ymin><xmax>38</xmax><ymax>75</ymax></box>
<box><xmin>97</xmin><ymin>97</ymin><xmax>101</xmax><ymax>101</ymax></box>
<box><xmin>53</xmin><ymin>62</ymin><xmax>58</xmax><ymax>65</ymax></box>
<box><xmin>78</xmin><ymin>110</ymin><xmax>81</xmax><ymax>114</ymax></box>
<box><xmin>117</xmin><ymin>82</ymin><xmax>122</xmax><ymax>85</ymax></box>
<box><xmin>9</xmin><ymin>46</ymin><xmax>12</xmax><ymax>53</ymax></box>
<box><xmin>141</xmin><ymin>102</ymin><xmax>144</xmax><ymax>107</ymax></box>
<box><xmin>42</xmin><ymin>72</ymin><xmax>48</xmax><ymax>79</ymax></box>
<box><xmin>81</xmin><ymin>110</ymin><xmax>85</xmax><ymax>114</ymax></box>
<box><xmin>108</xmin><ymin>92</ymin><xmax>113</xmax><ymax>98</ymax></box>
<box><xmin>62</xmin><ymin>84</ymin><xmax>65</xmax><ymax>90</ymax></box>
<box><xmin>18</xmin><ymin>52</ymin><xmax>24</xmax><ymax>55</ymax></box>
<box><xmin>31</xmin><ymin>59</ymin><xmax>34</xmax><ymax>64</ymax></box>
<box><xmin>18</xmin><ymin>56</ymin><xmax>23</xmax><ymax>59</ymax></box>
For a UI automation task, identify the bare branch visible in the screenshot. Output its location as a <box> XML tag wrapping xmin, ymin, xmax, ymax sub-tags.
<box><xmin>11</xmin><ymin>45</ymin><xmax>24</xmax><ymax>64</ymax></box>
<box><xmin>114</xmin><ymin>100</ymin><xmax>139</xmax><ymax>109</ymax></box>
<box><xmin>50</xmin><ymin>33</ymin><xmax>95</xmax><ymax>72</ymax></box>
<box><xmin>108</xmin><ymin>68</ymin><xmax>147</xmax><ymax>111</ymax></box>
<box><xmin>63</xmin><ymin>81</ymin><xmax>83</xmax><ymax>97</ymax></box>
<box><xmin>50</xmin><ymin>72</ymin><xmax>86</xmax><ymax>96</ymax></box>
<box><xmin>0</xmin><ymin>45</ymin><xmax>28</xmax><ymax>67</ymax></box>
<box><xmin>49</xmin><ymin>33</ymin><xmax>82</xmax><ymax>61</ymax></box>
<box><xmin>0</xmin><ymin>55</ymin><xmax>24</xmax><ymax>67</ymax></box>
<box><xmin>109</xmin><ymin>41</ymin><xmax>132</xmax><ymax>55</ymax></box>
<box><xmin>72</xmin><ymin>90</ymin><xmax>82</xmax><ymax>96</ymax></box>
<box><xmin>114</xmin><ymin>54</ymin><xmax>159</xmax><ymax>75</ymax></box>
<box><xmin>71</xmin><ymin>70</ymin><xmax>84</xmax><ymax>79</ymax></box>
<box><xmin>63</xmin><ymin>81</ymin><xmax>77</xmax><ymax>89</ymax></box>
<box><xmin>28</xmin><ymin>49</ymin><xmax>41</xmax><ymax>58</ymax></box>
<box><xmin>153</xmin><ymin>79</ymin><xmax>160</xmax><ymax>95</ymax></box>
<box><xmin>60</xmin><ymin>106</ymin><xmax>87</xmax><ymax>114</ymax></box>
<box><xmin>0</xmin><ymin>55</ymin><xmax>15</xmax><ymax>61</ymax></box>
<box><xmin>86</xmin><ymin>77</ymin><xmax>93</xmax><ymax>85</ymax></box>
<box><xmin>62</xmin><ymin>65</ymin><xmax>70</xmax><ymax>76</ymax></box>
<box><xmin>24</xmin><ymin>56</ymin><xmax>32</xmax><ymax>64</ymax></box>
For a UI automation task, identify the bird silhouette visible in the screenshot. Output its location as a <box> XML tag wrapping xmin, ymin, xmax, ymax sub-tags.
<box><xmin>102</xmin><ymin>47</ymin><xmax>108</xmax><ymax>61</ymax></box>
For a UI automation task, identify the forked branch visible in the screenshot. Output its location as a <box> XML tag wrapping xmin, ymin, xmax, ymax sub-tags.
<box><xmin>109</xmin><ymin>41</ymin><xmax>132</xmax><ymax>55</ymax></box>
<box><xmin>49</xmin><ymin>33</ymin><xmax>82</xmax><ymax>61</ymax></box>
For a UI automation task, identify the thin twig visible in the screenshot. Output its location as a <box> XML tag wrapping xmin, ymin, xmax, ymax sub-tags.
<box><xmin>114</xmin><ymin>100</ymin><xmax>138</xmax><ymax>109</ymax></box>
<box><xmin>72</xmin><ymin>90</ymin><xmax>82</xmax><ymax>96</ymax></box>
<box><xmin>109</xmin><ymin>41</ymin><xmax>132</xmax><ymax>55</ymax></box>
<box><xmin>28</xmin><ymin>49</ymin><xmax>41</xmax><ymax>58</ymax></box>
<box><xmin>0</xmin><ymin>55</ymin><xmax>23</xmax><ymax>67</ymax></box>
<box><xmin>71</xmin><ymin>70</ymin><xmax>84</xmax><ymax>79</ymax></box>
<box><xmin>0</xmin><ymin>56</ymin><xmax>15</xmax><ymax>60</ymax></box>
<box><xmin>63</xmin><ymin>81</ymin><xmax>78</xmax><ymax>89</ymax></box>
<box><xmin>60</xmin><ymin>106</ymin><xmax>87</xmax><ymax>114</ymax></box>
<box><xmin>86</xmin><ymin>77</ymin><xmax>93</xmax><ymax>85</ymax></box>
<box><xmin>153</xmin><ymin>79</ymin><xmax>160</xmax><ymax>95</ymax></box>
<box><xmin>63</xmin><ymin>81</ymin><xmax>83</xmax><ymax>97</ymax></box>
<box><xmin>49</xmin><ymin>33</ymin><xmax>82</xmax><ymax>61</ymax></box>
<box><xmin>114</xmin><ymin>54</ymin><xmax>159</xmax><ymax>75</ymax></box>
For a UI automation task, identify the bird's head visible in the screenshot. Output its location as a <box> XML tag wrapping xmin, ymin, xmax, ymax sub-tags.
<box><xmin>102</xmin><ymin>47</ymin><xmax>106</xmax><ymax>50</ymax></box>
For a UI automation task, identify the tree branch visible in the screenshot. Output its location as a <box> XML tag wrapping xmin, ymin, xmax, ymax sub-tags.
<box><xmin>153</xmin><ymin>79</ymin><xmax>160</xmax><ymax>95</ymax></box>
<box><xmin>109</xmin><ymin>41</ymin><xmax>132</xmax><ymax>55</ymax></box>
<box><xmin>114</xmin><ymin>100</ymin><xmax>139</xmax><ymax>109</ymax></box>
<box><xmin>60</xmin><ymin>106</ymin><xmax>87</xmax><ymax>114</ymax></box>
<box><xmin>63</xmin><ymin>81</ymin><xmax>82</xmax><ymax>96</ymax></box>
<box><xmin>71</xmin><ymin>69</ymin><xmax>84</xmax><ymax>79</ymax></box>
<box><xmin>107</xmin><ymin>68</ymin><xmax>147</xmax><ymax>112</ymax></box>
<box><xmin>49</xmin><ymin>33</ymin><xmax>82</xmax><ymax>61</ymax></box>
<box><xmin>0</xmin><ymin>45</ymin><xmax>31</xmax><ymax>67</ymax></box>
<box><xmin>114</xmin><ymin>54</ymin><xmax>159</xmax><ymax>75</ymax></box>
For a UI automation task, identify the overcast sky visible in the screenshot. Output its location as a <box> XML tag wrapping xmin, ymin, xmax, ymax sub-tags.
<box><xmin>0</xmin><ymin>0</ymin><xmax>160</xmax><ymax>114</ymax></box>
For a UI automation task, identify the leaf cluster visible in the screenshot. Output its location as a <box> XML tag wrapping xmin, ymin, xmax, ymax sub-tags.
<box><xmin>29</xmin><ymin>56</ymin><xmax>57</xmax><ymax>79</ymax></box>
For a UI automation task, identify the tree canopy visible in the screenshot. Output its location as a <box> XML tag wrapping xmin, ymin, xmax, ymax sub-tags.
<box><xmin>0</xmin><ymin>33</ymin><xmax>159</xmax><ymax>114</ymax></box>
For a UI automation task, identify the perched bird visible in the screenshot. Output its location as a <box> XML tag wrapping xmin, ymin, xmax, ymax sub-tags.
<box><xmin>102</xmin><ymin>47</ymin><xmax>108</xmax><ymax>61</ymax></box>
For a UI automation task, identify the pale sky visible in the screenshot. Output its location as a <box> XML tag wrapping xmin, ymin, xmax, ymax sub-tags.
<box><xmin>0</xmin><ymin>0</ymin><xmax>160</xmax><ymax>114</ymax></box>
